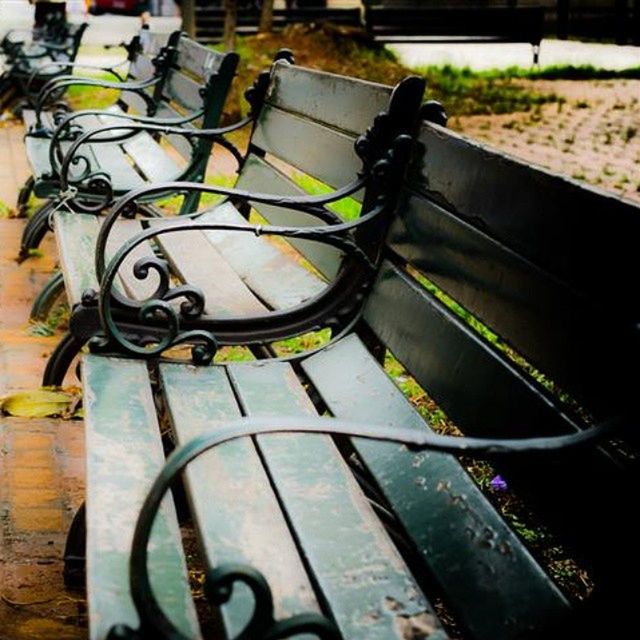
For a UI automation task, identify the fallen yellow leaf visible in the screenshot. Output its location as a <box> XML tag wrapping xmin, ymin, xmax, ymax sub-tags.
<box><xmin>0</xmin><ymin>390</ymin><xmax>75</xmax><ymax>418</ymax></box>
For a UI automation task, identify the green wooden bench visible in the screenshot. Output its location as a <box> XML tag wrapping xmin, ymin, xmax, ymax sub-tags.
<box><xmin>0</xmin><ymin>21</ymin><xmax>88</xmax><ymax>111</ymax></box>
<box><xmin>59</xmin><ymin>63</ymin><xmax>631</xmax><ymax>638</ymax></box>
<box><xmin>19</xmin><ymin>31</ymin><xmax>239</xmax><ymax>261</ymax></box>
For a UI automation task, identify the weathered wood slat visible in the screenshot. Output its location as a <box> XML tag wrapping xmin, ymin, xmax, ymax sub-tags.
<box><xmin>153</xmin><ymin>221</ymin><xmax>265</xmax><ymax>317</ymax></box>
<box><xmin>252</xmin><ymin>104</ymin><xmax>362</xmax><ymax>194</ymax></box>
<box><xmin>122</xmin><ymin>132</ymin><xmax>183</xmax><ymax>183</ymax></box>
<box><xmin>55</xmin><ymin>212</ymin><xmax>156</xmax><ymax>306</ymax></box>
<box><xmin>388</xmin><ymin>189</ymin><xmax>636</xmax><ymax>413</ymax></box>
<box><xmin>198</xmin><ymin>203</ymin><xmax>326</xmax><ymax>309</ymax></box>
<box><xmin>176</xmin><ymin>40</ymin><xmax>224</xmax><ymax>79</ymax></box>
<box><xmin>153</xmin><ymin>103</ymin><xmax>195</xmax><ymax>160</ymax></box>
<box><xmin>301</xmin><ymin>334</ymin><xmax>570</xmax><ymax>640</ymax></box>
<box><xmin>414</xmin><ymin>123</ymin><xmax>640</xmax><ymax>316</ymax></box>
<box><xmin>164</xmin><ymin>69</ymin><xmax>204</xmax><ymax>113</ymax></box>
<box><xmin>83</xmin><ymin>356</ymin><xmax>201</xmax><ymax>640</ymax></box>
<box><xmin>228</xmin><ymin>361</ymin><xmax>445</xmax><ymax>640</ymax></box>
<box><xmin>236</xmin><ymin>155</ymin><xmax>343</xmax><ymax>280</ymax></box>
<box><xmin>267</xmin><ymin>63</ymin><xmax>392</xmax><ymax>136</ymax></box>
<box><xmin>159</xmin><ymin>363</ymin><xmax>321</xmax><ymax>636</ymax></box>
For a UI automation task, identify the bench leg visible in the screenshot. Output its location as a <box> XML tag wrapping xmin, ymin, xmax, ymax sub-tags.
<box><xmin>63</xmin><ymin>502</ymin><xmax>86</xmax><ymax>589</ymax></box>
<box><xmin>19</xmin><ymin>199</ymin><xmax>54</xmax><ymax>262</ymax></box>
<box><xmin>43</xmin><ymin>330</ymin><xmax>84</xmax><ymax>387</ymax></box>
<box><xmin>16</xmin><ymin>175</ymin><xmax>35</xmax><ymax>218</ymax></box>
<box><xmin>30</xmin><ymin>270</ymin><xmax>65</xmax><ymax>321</ymax></box>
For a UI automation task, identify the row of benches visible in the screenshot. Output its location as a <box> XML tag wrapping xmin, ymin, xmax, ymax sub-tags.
<box><xmin>10</xmin><ymin>27</ymin><xmax>638</xmax><ymax>640</ymax></box>
<box><xmin>194</xmin><ymin>5</ymin><xmax>545</xmax><ymax>63</ymax></box>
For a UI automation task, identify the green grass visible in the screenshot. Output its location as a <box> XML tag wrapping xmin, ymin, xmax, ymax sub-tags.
<box><xmin>290</xmin><ymin>172</ymin><xmax>361</xmax><ymax>221</ymax></box>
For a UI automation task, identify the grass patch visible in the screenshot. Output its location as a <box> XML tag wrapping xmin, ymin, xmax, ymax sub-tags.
<box><xmin>65</xmin><ymin>70</ymin><xmax>122</xmax><ymax>111</ymax></box>
<box><xmin>290</xmin><ymin>172</ymin><xmax>361</xmax><ymax>221</ymax></box>
<box><xmin>214</xmin><ymin>23</ymin><xmax>559</xmax><ymax>120</ymax></box>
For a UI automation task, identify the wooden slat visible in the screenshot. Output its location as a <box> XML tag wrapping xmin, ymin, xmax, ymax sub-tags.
<box><xmin>153</xmin><ymin>103</ymin><xmax>195</xmax><ymax>160</ymax></box>
<box><xmin>122</xmin><ymin>133</ymin><xmax>182</xmax><ymax>183</ymax></box>
<box><xmin>198</xmin><ymin>203</ymin><xmax>326</xmax><ymax>309</ymax></box>
<box><xmin>413</xmin><ymin>123</ymin><xmax>640</xmax><ymax>316</ymax></box>
<box><xmin>361</xmin><ymin>260</ymin><xmax>638</xmax><ymax>606</ymax></box>
<box><xmin>228</xmin><ymin>361</ymin><xmax>445</xmax><ymax>640</ymax></box>
<box><xmin>152</xmin><ymin>221</ymin><xmax>265</xmax><ymax>317</ymax></box>
<box><xmin>388</xmin><ymin>190</ymin><xmax>638</xmax><ymax>412</ymax></box>
<box><xmin>176</xmin><ymin>38</ymin><xmax>224</xmax><ymax>78</ymax></box>
<box><xmin>164</xmin><ymin>69</ymin><xmax>204</xmax><ymax>113</ymax></box>
<box><xmin>55</xmin><ymin>212</ymin><xmax>102</xmax><ymax>307</ymax></box>
<box><xmin>252</xmin><ymin>104</ymin><xmax>363</xmax><ymax>194</ymax></box>
<box><xmin>127</xmin><ymin>53</ymin><xmax>155</xmax><ymax>83</ymax></box>
<box><xmin>236</xmin><ymin>155</ymin><xmax>343</xmax><ymax>280</ymax></box>
<box><xmin>159</xmin><ymin>363</ymin><xmax>321</xmax><ymax>637</ymax></box>
<box><xmin>267</xmin><ymin>63</ymin><xmax>392</xmax><ymax>136</ymax></box>
<box><xmin>55</xmin><ymin>212</ymin><xmax>157</xmax><ymax>306</ymax></box>
<box><xmin>364</xmin><ymin>261</ymin><xmax>581</xmax><ymax>439</ymax></box>
<box><xmin>83</xmin><ymin>356</ymin><xmax>201</xmax><ymax>640</ymax></box>
<box><xmin>302</xmin><ymin>334</ymin><xmax>570</xmax><ymax>640</ymax></box>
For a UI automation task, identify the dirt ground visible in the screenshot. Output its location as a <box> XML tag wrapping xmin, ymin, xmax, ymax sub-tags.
<box><xmin>452</xmin><ymin>79</ymin><xmax>640</xmax><ymax>204</ymax></box>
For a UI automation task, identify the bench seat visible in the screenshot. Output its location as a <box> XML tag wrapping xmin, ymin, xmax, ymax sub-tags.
<box><xmin>83</xmin><ymin>330</ymin><xmax>570</xmax><ymax>638</ymax></box>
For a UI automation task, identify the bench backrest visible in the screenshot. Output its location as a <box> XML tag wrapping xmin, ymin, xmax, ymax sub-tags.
<box><xmin>364</xmin><ymin>6</ymin><xmax>545</xmax><ymax>43</ymax></box>
<box><xmin>358</xmin><ymin>121</ymin><xmax>639</xmax><ymax>633</ymax></box>
<box><xmin>235</xmin><ymin>60</ymin><xmax>398</xmax><ymax>280</ymax></box>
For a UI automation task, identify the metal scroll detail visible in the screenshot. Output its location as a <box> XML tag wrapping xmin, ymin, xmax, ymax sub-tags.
<box><xmin>86</xmin><ymin>76</ymin><xmax>427</xmax><ymax>364</ymax></box>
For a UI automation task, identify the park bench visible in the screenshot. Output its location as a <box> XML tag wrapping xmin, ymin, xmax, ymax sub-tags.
<box><xmin>18</xmin><ymin>31</ymin><xmax>239</xmax><ymax>260</ymax></box>
<box><xmin>363</xmin><ymin>4</ymin><xmax>546</xmax><ymax>64</ymax></box>
<box><xmin>194</xmin><ymin>6</ymin><xmax>362</xmax><ymax>43</ymax></box>
<box><xmin>0</xmin><ymin>21</ymin><xmax>88</xmax><ymax>111</ymax></box>
<box><xmin>56</xmin><ymin>62</ymin><xmax>635</xmax><ymax>638</ymax></box>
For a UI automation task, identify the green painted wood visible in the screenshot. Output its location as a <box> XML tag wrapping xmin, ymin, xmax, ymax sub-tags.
<box><xmin>163</xmin><ymin>69</ymin><xmax>205</xmax><ymax>113</ymax></box>
<box><xmin>176</xmin><ymin>40</ymin><xmax>225</xmax><ymax>78</ymax></box>
<box><xmin>236</xmin><ymin>154</ymin><xmax>343</xmax><ymax>280</ymax></box>
<box><xmin>55</xmin><ymin>212</ymin><xmax>155</xmax><ymax>306</ymax></box>
<box><xmin>198</xmin><ymin>203</ymin><xmax>326</xmax><ymax>309</ymax></box>
<box><xmin>152</xmin><ymin>220</ymin><xmax>265</xmax><ymax>317</ymax></box>
<box><xmin>83</xmin><ymin>355</ymin><xmax>201</xmax><ymax>640</ymax></box>
<box><xmin>153</xmin><ymin>103</ymin><xmax>196</xmax><ymax>160</ymax></box>
<box><xmin>267</xmin><ymin>63</ymin><xmax>392</xmax><ymax>137</ymax></box>
<box><xmin>363</xmin><ymin>260</ymin><xmax>578</xmax><ymax>440</ymax></box>
<box><xmin>301</xmin><ymin>334</ymin><xmax>570</xmax><ymax>640</ymax></box>
<box><xmin>55</xmin><ymin>211</ymin><xmax>101</xmax><ymax>306</ymax></box>
<box><xmin>228</xmin><ymin>361</ymin><xmax>445</xmax><ymax>640</ymax></box>
<box><xmin>413</xmin><ymin>123</ymin><xmax>640</xmax><ymax>317</ymax></box>
<box><xmin>159</xmin><ymin>363</ymin><xmax>321</xmax><ymax>637</ymax></box>
<box><xmin>387</xmin><ymin>188</ymin><xmax>635</xmax><ymax>414</ymax></box>
<box><xmin>122</xmin><ymin>133</ymin><xmax>183</xmax><ymax>183</ymax></box>
<box><xmin>252</xmin><ymin>104</ymin><xmax>362</xmax><ymax>194</ymax></box>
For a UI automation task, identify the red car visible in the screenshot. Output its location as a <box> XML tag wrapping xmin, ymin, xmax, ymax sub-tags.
<box><xmin>89</xmin><ymin>0</ymin><xmax>144</xmax><ymax>16</ymax></box>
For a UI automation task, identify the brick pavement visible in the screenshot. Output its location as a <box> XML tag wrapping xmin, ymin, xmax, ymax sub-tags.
<box><xmin>0</xmin><ymin>121</ymin><xmax>86</xmax><ymax>638</ymax></box>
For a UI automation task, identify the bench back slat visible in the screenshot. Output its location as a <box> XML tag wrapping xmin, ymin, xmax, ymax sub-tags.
<box><xmin>391</xmin><ymin>122</ymin><xmax>640</xmax><ymax>414</ymax></box>
<box><xmin>235</xmin><ymin>154</ymin><xmax>343</xmax><ymax>280</ymax></box>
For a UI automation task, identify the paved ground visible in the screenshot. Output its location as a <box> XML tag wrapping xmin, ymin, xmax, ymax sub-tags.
<box><xmin>452</xmin><ymin>79</ymin><xmax>640</xmax><ymax>204</ymax></box>
<box><xmin>0</xmin><ymin>217</ymin><xmax>86</xmax><ymax>639</ymax></box>
<box><xmin>391</xmin><ymin>38</ymin><xmax>640</xmax><ymax>71</ymax></box>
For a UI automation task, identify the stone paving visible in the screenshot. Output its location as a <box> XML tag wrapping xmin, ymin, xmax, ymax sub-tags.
<box><xmin>453</xmin><ymin>79</ymin><xmax>640</xmax><ymax>204</ymax></box>
<box><xmin>0</xmin><ymin>216</ymin><xmax>86</xmax><ymax>638</ymax></box>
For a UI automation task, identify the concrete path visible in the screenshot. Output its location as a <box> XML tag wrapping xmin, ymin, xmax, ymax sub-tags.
<box><xmin>391</xmin><ymin>38</ymin><xmax>640</xmax><ymax>71</ymax></box>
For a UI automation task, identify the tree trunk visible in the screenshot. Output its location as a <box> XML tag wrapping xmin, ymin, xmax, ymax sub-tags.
<box><xmin>224</xmin><ymin>0</ymin><xmax>237</xmax><ymax>51</ymax></box>
<box><xmin>259</xmin><ymin>0</ymin><xmax>275</xmax><ymax>33</ymax></box>
<box><xmin>181</xmin><ymin>0</ymin><xmax>196</xmax><ymax>38</ymax></box>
